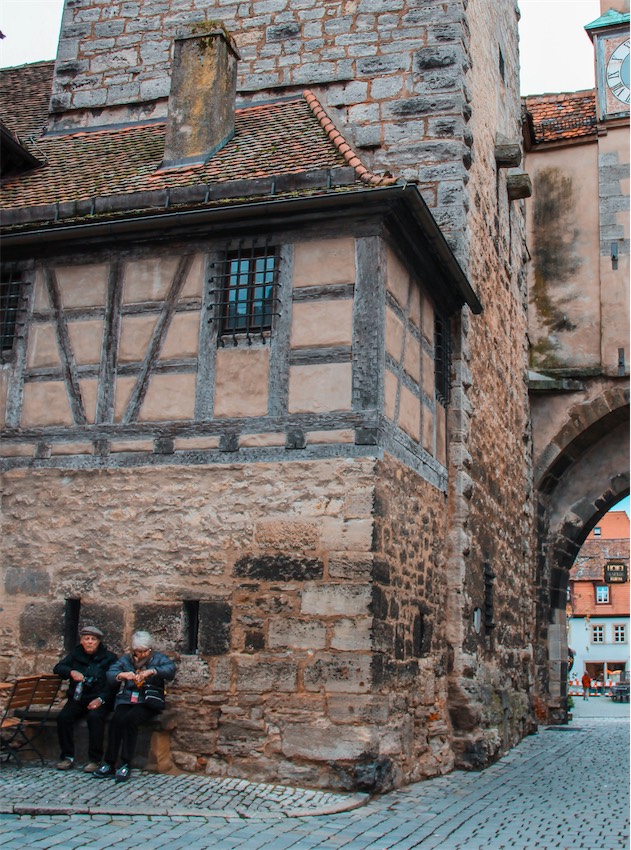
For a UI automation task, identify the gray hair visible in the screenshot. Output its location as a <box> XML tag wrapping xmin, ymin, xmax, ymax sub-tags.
<box><xmin>131</xmin><ymin>630</ymin><xmax>153</xmax><ymax>650</ymax></box>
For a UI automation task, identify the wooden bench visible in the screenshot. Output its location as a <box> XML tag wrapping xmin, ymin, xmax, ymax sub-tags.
<box><xmin>12</xmin><ymin>704</ymin><xmax>177</xmax><ymax>771</ymax></box>
<box><xmin>0</xmin><ymin>675</ymin><xmax>62</xmax><ymax>767</ymax></box>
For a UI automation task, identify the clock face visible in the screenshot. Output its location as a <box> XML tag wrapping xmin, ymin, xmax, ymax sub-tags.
<box><xmin>606</xmin><ymin>38</ymin><xmax>630</xmax><ymax>105</ymax></box>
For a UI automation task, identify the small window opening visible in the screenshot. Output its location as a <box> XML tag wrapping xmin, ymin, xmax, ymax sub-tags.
<box><xmin>0</xmin><ymin>270</ymin><xmax>23</xmax><ymax>362</ymax></box>
<box><xmin>212</xmin><ymin>245</ymin><xmax>279</xmax><ymax>345</ymax></box>
<box><xmin>183</xmin><ymin>600</ymin><xmax>200</xmax><ymax>654</ymax></box>
<box><xmin>64</xmin><ymin>598</ymin><xmax>81</xmax><ymax>652</ymax></box>
<box><xmin>593</xmin><ymin>526</ymin><xmax>601</xmax><ymax>536</ymax></box>
<box><xmin>484</xmin><ymin>562</ymin><xmax>496</xmax><ymax>632</ymax></box>
<box><xmin>498</xmin><ymin>47</ymin><xmax>505</xmax><ymax>83</ymax></box>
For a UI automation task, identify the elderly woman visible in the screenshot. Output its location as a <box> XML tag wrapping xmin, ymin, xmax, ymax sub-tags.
<box><xmin>92</xmin><ymin>631</ymin><xmax>175</xmax><ymax>782</ymax></box>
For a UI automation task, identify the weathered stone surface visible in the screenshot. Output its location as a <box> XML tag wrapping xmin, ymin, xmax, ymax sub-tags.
<box><xmin>234</xmin><ymin>555</ymin><xmax>324</xmax><ymax>582</ymax></box>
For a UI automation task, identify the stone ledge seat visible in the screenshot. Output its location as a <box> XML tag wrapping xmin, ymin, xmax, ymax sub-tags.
<box><xmin>12</xmin><ymin>705</ymin><xmax>177</xmax><ymax>771</ymax></box>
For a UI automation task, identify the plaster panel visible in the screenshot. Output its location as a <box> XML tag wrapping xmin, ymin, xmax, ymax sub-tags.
<box><xmin>288</xmin><ymin>363</ymin><xmax>351</xmax><ymax>413</ymax></box>
<box><xmin>123</xmin><ymin>256</ymin><xmax>181</xmax><ymax>304</ymax></box>
<box><xmin>27</xmin><ymin>324</ymin><xmax>60</xmax><ymax>369</ymax></box>
<box><xmin>398</xmin><ymin>385</ymin><xmax>420</xmax><ymax>443</ymax></box>
<box><xmin>21</xmin><ymin>381</ymin><xmax>73</xmax><ymax>427</ymax></box>
<box><xmin>56</xmin><ymin>264</ymin><xmax>108</xmax><ymax>309</ymax></box>
<box><xmin>385</xmin><ymin>307</ymin><xmax>404</xmax><ymax>361</ymax></box>
<box><xmin>32</xmin><ymin>270</ymin><xmax>51</xmax><ymax>312</ymax></box>
<box><xmin>114</xmin><ymin>375</ymin><xmax>138</xmax><ymax>422</ymax></box>
<box><xmin>174</xmin><ymin>436</ymin><xmax>221</xmax><ymax>450</ymax></box>
<box><xmin>386</xmin><ymin>247</ymin><xmax>410</xmax><ymax>311</ymax></box>
<box><xmin>239</xmin><ymin>433</ymin><xmax>285</xmax><ymax>447</ymax></box>
<box><xmin>79</xmin><ymin>378</ymin><xmax>98</xmax><ymax>424</ymax></box>
<box><xmin>421</xmin><ymin>295</ymin><xmax>434</xmax><ymax>343</ymax></box>
<box><xmin>403</xmin><ymin>335</ymin><xmax>421</xmax><ymax>384</ymax></box>
<box><xmin>290</xmin><ymin>300</ymin><xmax>353</xmax><ymax>349</ymax></box>
<box><xmin>180</xmin><ymin>253</ymin><xmax>205</xmax><ymax>299</ymax></box>
<box><xmin>159</xmin><ymin>311</ymin><xmax>200</xmax><ymax>360</ymax></box>
<box><xmin>119</xmin><ymin>315</ymin><xmax>158</xmax><ymax>363</ymax></box>
<box><xmin>422</xmin><ymin>350</ymin><xmax>434</xmax><ymax>397</ymax></box>
<box><xmin>384</xmin><ymin>368</ymin><xmax>398</xmax><ymax>422</ymax></box>
<box><xmin>68</xmin><ymin>320</ymin><xmax>104</xmax><ymax>366</ymax></box>
<box><xmin>138</xmin><ymin>372</ymin><xmax>197</xmax><ymax>421</ymax></box>
<box><xmin>292</xmin><ymin>237</ymin><xmax>355</xmax><ymax>287</ymax></box>
<box><xmin>409</xmin><ymin>286</ymin><xmax>421</xmax><ymax>330</ymax></box>
<box><xmin>214</xmin><ymin>347</ymin><xmax>269</xmax><ymax>418</ymax></box>
<box><xmin>307</xmin><ymin>429</ymin><xmax>355</xmax><ymax>444</ymax></box>
<box><xmin>422</xmin><ymin>403</ymin><xmax>434</xmax><ymax>455</ymax></box>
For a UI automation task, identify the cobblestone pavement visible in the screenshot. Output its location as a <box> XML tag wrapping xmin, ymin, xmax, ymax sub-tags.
<box><xmin>0</xmin><ymin>702</ymin><xmax>628</xmax><ymax>849</ymax></box>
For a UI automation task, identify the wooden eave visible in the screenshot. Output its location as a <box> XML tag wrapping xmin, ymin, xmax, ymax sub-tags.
<box><xmin>1</xmin><ymin>181</ymin><xmax>481</xmax><ymax>317</ymax></box>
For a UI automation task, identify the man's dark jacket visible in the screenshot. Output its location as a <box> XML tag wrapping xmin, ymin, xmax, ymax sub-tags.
<box><xmin>54</xmin><ymin>643</ymin><xmax>118</xmax><ymax>705</ymax></box>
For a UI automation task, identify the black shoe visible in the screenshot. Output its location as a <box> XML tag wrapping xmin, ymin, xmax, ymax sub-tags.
<box><xmin>115</xmin><ymin>763</ymin><xmax>131</xmax><ymax>782</ymax></box>
<box><xmin>92</xmin><ymin>763</ymin><xmax>115</xmax><ymax>778</ymax></box>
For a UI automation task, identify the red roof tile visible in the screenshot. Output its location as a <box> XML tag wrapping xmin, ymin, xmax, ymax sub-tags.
<box><xmin>0</xmin><ymin>61</ymin><xmax>394</xmax><ymax>218</ymax></box>
<box><xmin>0</xmin><ymin>61</ymin><xmax>54</xmax><ymax>144</ymax></box>
<box><xmin>523</xmin><ymin>89</ymin><xmax>597</xmax><ymax>144</ymax></box>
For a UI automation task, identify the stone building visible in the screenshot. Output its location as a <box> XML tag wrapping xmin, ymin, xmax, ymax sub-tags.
<box><xmin>522</xmin><ymin>1</ymin><xmax>629</xmax><ymax>720</ymax></box>
<box><xmin>567</xmin><ymin>510</ymin><xmax>629</xmax><ymax>689</ymax></box>
<box><xmin>0</xmin><ymin>0</ymin><xmax>536</xmax><ymax>790</ymax></box>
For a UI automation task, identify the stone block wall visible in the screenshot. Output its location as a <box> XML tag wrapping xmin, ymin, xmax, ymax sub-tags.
<box><xmin>1</xmin><ymin>455</ymin><xmax>451</xmax><ymax>789</ymax></box>
<box><xmin>50</xmin><ymin>0</ymin><xmax>473</xmax><ymax>256</ymax></box>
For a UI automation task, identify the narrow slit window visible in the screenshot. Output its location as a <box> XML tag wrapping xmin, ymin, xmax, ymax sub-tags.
<box><xmin>215</xmin><ymin>246</ymin><xmax>278</xmax><ymax>343</ymax></box>
<box><xmin>64</xmin><ymin>598</ymin><xmax>81</xmax><ymax>652</ymax></box>
<box><xmin>0</xmin><ymin>270</ymin><xmax>23</xmax><ymax>362</ymax></box>
<box><xmin>183</xmin><ymin>600</ymin><xmax>200</xmax><ymax>654</ymax></box>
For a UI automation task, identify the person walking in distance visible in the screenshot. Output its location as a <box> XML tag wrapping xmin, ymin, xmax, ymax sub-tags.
<box><xmin>581</xmin><ymin>671</ymin><xmax>591</xmax><ymax>700</ymax></box>
<box><xmin>53</xmin><ymin>625</ymin><xmax>117</xmax><ymax>772</ymax></box>
<box><xmin>93</xmin><ymin>631</ymin><xmax>175</xmax><ymax>782</ymax></box>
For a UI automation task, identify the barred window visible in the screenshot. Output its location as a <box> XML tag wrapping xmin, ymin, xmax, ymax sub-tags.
<box><xmin>0</xmin><ymin>270</ymin><xmax>22</xmax><ymax>362</ymax></box>
<box><xmin>215</xmin><ymin>246</ymin><xmax>278</xmax><ymax>342</ymax></box>
<box><xmin>434</xmin><ymin>312</ymin><xmax>451</xmax><ymax>406</ymax></box>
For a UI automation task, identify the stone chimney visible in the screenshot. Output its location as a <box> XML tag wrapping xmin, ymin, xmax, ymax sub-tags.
<box><xmin>162</xmin><ymin>30</ymin><xmax>239</xmax><ymax>169</ymax></box>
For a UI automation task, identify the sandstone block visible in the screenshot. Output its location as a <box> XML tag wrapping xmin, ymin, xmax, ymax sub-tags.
<box><xmin>331</xmin><ymin>617</ymin><xmax>372</xmax><ymax>651</ymax></box>
<box><xmin>303</xmin><ymin>652</ymin><xmax>372</xmax><ymax>693</ymax></box>
<box><xmin>281</xmin><ymin>722</ymin><xmax>375</xmax><ymax>761</ymax></box>
<box><xmin>301</xmin><ymin>583</ymin><xmax>371</xmax><ymax>617</ymax></box>
<box><xmin>268</xmin><ymin>619</ymin><xmax>326</xmax><ymax>650</ymax></box>
<box><xmin>236</xmin><ymin>658</ymin><xmax>297</xmax><ymax>693</ymax></box>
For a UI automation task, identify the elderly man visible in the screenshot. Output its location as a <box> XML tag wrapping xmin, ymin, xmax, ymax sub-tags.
<box><xmin>53</xmin><ymin>625</ymin><xmax>118</xmax><ymax>772</ymax></box>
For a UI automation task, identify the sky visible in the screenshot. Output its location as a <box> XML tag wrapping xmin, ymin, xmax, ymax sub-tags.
<box><xmin>0</xmin><ymin>0</ymin><xmax>604</xmax><ymax>95</ymax></box>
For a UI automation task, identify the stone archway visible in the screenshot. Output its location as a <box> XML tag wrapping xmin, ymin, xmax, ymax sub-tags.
<box><xmin>532</xmin><ymin>388</ymin><xmax>629</xmax><ymax>722</ymax></box>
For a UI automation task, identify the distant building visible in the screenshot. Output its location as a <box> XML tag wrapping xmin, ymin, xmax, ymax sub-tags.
<box><xmin>568</xmin><ymin>511</ymin><xmax>630</xmax><ymax>690</ymax></box>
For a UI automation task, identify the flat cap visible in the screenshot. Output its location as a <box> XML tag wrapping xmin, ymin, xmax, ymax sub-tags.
<box><xmin>80</xmin><ymin>625</ymin><xmax>104</xmax><ymax>639</ymax></box>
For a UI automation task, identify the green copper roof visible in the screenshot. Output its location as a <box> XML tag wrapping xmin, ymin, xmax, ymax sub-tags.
<box><xmin>585</xmin><ymin>8</ymin><xmax>630</xmax><ymax>32</ymax></box>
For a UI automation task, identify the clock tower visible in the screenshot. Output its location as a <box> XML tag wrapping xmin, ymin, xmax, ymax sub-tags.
<box><xmin>586</xmin><ymin>4</ymin><xmax>630</xmax><ymax>121</ymax></box>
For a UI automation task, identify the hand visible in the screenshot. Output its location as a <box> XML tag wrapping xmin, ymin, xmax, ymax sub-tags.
<box><xmin>70</xmin><ymin>671</ymin><xmax>85</xmax><ymax>682</ymax></box>
<box><xmin>87</xmin><ymin>698</ymin><xmax>103</xmax><ymax>710</ymax></box>
<box><xmin>117</xmin><ymin>671</ymin><xmax>136</xmax><ymax>681</ymax></box>
<box><xmin>135</xmin><ymin>669</ymin><xmax>155</xmax><ymax>682</ymax></box>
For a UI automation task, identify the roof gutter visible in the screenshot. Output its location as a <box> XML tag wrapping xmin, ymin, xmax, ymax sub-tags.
<box><xmin>1</xmin><ymin>182</ymin><xmax>481</xmax><ymax>315</ymax></box>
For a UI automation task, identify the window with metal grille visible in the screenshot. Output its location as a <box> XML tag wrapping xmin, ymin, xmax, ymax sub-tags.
<box><xmin>0</xmin><ymin>270</ymin><xmax>23</xmax><ymax>362</ymax></box>
<box><xmin>215</xmin><ymin>246</ymin><xmax>278</xmax><ymax>342</ymax></box>
<box><xmin>434</xmin><ymin>312</ymin><xmax>451</xmax><ymax>406</ymax></box>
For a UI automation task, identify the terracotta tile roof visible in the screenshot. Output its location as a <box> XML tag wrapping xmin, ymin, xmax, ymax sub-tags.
<box><xmin>523</xmin><ymin>89</ymin><xmax>597</xmax><ymax>144</ymax></box>
<box><xmin>0</xmin><ymin>60</ymin><xmax>394</xmax><ymax>219</ymax></box>
<box><xmin>0</xmin><ymin>61</ymin><xmax>54</xmax><ymax>144</ymax></box>
<box><xmin>570</xmin><ymin>538</ymin><xmax>630</xmax><ymax>581</ymax></box>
